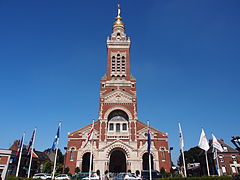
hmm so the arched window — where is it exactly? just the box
[108,110,129,132]
[112,56,116,72]
[109,123,114,131]
[116,123,120,132]
[122,56,126,72]
[108,110,129,121]
[122,123,127,130]
[161,151,166,160]
[70,148,75,161]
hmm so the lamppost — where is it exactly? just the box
[169,147,174,177]
[63,147,67,173]
[169,147,173,167]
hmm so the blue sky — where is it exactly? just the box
[0,0,240,164]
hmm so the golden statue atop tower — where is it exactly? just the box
[113,4,124,28]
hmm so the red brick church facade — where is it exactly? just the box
[65,6,171,174]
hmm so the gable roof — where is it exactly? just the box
[208,139,238,153]
[68,120,100,136]
[136,120,168,137]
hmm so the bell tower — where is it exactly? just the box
[99,5,137,141]
[106,4,131,80]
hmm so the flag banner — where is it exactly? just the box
[213,149,217,159]
[178,121,184,149]
[212,134,224,152]
[87,128,94,141]
[30,149,39,159]
[198,129,209,151]
[14,136,24,162]
[83,121,94,148]
[147,126,151,153]
[16,136,23,158]
[51,122,61,152]
[27,129,36,155]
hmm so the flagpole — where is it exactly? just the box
[198,128,210,176]
[28,128,36,178]
[147,120,152,180]
[212,133,224,176]
[178,121,187,177]
[205,151,210,176]
[88,120,94,180]
[16,133,25,177]
[52,145,59,179]
[52,122,61,179]
[89,139,93,180]
[181,148,187,177]
[215,149,221,176]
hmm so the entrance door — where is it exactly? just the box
[82,152,93,172]
[142,153,154,170]
[109,149,126,173]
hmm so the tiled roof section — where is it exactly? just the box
[9,140,19,151]
[69,120,100,136]
[136,120,168,137]
[35,151,50,161]
[101,74,107,80]
[130,74,136,80]
[208,139,238,153]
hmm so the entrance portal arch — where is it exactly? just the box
[82,152,93,172]
[142,153,154,170]
[109,149,127,173]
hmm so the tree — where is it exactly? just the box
[104,170,108,175]
[75,167,80,174]
[42,161,53,174]
[96,170,100,176]
[64,167,70,174]
[178,146,203,166]
[56,163,64,174]
[160,167,166,174]
[43,148,64,164]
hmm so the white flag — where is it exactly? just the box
[198,129,209,151]
[212,134,223,152]
[87,127,94,141]
[83,121,94,148]
[178,121,184,149]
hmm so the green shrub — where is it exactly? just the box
[6,177,35,180]
[157,176,232,180]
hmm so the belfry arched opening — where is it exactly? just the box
[109,149,127,173]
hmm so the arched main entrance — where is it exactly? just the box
[142,153,154,170]
[109,149,126,173]
[82,152,93,172]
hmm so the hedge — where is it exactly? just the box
[158,176,232,180]
[6,177,35,180]
[6,175,232,180]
